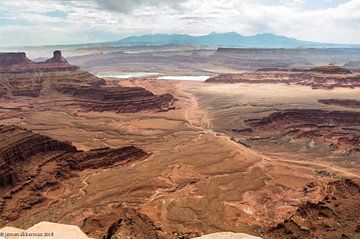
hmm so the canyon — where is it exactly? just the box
[0,125,148,222]
[0,50,359,239]
[0,51,175,112]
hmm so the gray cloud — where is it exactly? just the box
[0,0,359,46]
[58,0,186,13]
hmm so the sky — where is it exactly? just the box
[0,0,359,46]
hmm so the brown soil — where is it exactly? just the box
[0,71,359,238]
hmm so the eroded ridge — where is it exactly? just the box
[206,65,360,89]
[0,51,78,73]
[318,99,360,109]
[266,179,360,239]
[56,85,176,113]
[0,51,103,98]
[0,51,176,112]
[0,125,148,222]
[244,109,360,155]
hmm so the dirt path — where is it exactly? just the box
[274,158,360,179]
[180,82,360,180]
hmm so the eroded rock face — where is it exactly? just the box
[44,50,68,64]
[0,125,148,221]
[266,179,360,239]
[245,109,360,155]
[0,125,77,187]
[194,232,262,239]
[318,99,360,109]
[102,207,165,239]
[309,64,353,74]
[206,65,360,89]
[0,51,176,113]
[0,51,78,74]
[0,51,101,97]
[56,86,176,113]
[0,53,32,66]
[247,109,360,129]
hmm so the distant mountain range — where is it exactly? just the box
[114,32,359,48]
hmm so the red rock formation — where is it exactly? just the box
[245,109,360,154]
[0,53,32,66]
[309,64,353,74]
[0,125,148,221]
[100,207,166,239]
[0,125,77,187]
[0,51,78,73]
[56,85,176,113]
[318,99,360,109]
[44,50,68,64]
[266,179,360,239]
[247,109,360,128]
[206,65,360,89]
[0,51,176,112]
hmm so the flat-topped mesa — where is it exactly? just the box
[206,65,360,89]
[0,51,176,112]
[0,50,78,73]
[245,109,360,154]
[44,50,68,64]
[0,50,103,97]
[0,52,32,66]
[308,64,353,74]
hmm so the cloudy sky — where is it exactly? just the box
[0,0,359,46]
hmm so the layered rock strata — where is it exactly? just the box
[206,65,360,89]
[0,51,176,112]
[318,99,360,109]
[0,125,148,221]
[266,179,360,239]
[245,109,360,154]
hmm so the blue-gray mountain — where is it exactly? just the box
[115,32,359,48]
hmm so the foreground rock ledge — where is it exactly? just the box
[0,222,92,239]
[194,232,262,239]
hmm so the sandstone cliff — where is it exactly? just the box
[0,125,148,221]
[0,51,176,112]
[245,109,360,155]
[318,99,360,109]
[206,65,360,89]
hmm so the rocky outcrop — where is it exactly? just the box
[266,179,360,239]
[0,125,77,187]
[0,51,176,113]
[309,64,353,74]
[245,109,360,155]
[0,53,32,66]
[56,85,176,112]
[206,65,360,89]
[102,207,165,239]
[0,51,101,97]
[247,109,360,129]
[318,99,360,109]
[0,125,148,221]
[44,50,68,64]
[194,232,262,239]
[0,51,78,74]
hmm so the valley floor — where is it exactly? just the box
[0,79,359,238]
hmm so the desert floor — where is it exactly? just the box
[1,79,359,238]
